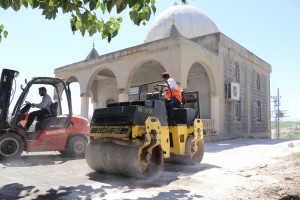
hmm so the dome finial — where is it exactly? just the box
[173,1,178,6]
[182,0,188,5]
[85,42,99,61]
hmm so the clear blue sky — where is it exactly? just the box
[1,0,299,120]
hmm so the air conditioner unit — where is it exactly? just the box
[226,82,240,101]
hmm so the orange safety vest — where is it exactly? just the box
[164,87,182,103]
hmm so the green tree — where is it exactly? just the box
[0,0,186,43]
[0,24,8,42]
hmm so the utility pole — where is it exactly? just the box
[271,88,287,139]
[275,88,280,138]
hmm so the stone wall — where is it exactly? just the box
[221,33,270,137]
[192,32,220,55]
[223,50,249,135]
[250,70,269,133]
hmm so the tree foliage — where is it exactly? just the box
[0,0,186,43]
[0,24,8,42]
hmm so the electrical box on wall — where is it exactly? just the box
[226,82,240,101]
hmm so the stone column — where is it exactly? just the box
[210,95,220,133]
[93,102,98,110]
[118,88,128,102]
[80,93,90,119]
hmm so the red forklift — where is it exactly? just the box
[0,68,90,160]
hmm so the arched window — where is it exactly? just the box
[256,73,261,90]
[257,100,262,122]
[235,100,241,121]
[235,62,240,83]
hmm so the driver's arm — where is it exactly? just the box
[33,95,51,109]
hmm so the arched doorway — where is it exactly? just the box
[89,69,117,109]
[187,63,211,119]
[129,60,165,101]
[65,76,82,116]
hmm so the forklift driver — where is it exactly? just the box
[21,87,53,131]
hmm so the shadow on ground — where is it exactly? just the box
[0,183,204,200]
[136,189,203,200]
[0,183,108,200]
[0,154,83,167]
[279,195,300,200]
[0,158,217,199]
[87,162,219,188]
[84,162,214,199]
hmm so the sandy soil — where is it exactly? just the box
[0,138,299,200]
[190,139,300,200]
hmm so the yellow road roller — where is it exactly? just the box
[85,81,204,178]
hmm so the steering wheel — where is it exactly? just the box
[20,101,33,114]
[154,83,163,91]
[154,83,172,101]
[25,101,33,107]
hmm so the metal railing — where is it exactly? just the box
[201,119,215,135]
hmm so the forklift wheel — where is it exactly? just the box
[66,135,87,157]
[0,133,24,160]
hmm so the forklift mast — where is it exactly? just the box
[0,68,19,129]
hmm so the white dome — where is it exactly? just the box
[144,4,219,43]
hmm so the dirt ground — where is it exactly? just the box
[0,138,299,200]
[199,139,300,200]
[242,154,300,200]
[223,148,300,200]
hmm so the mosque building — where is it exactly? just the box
[54,3,272,141]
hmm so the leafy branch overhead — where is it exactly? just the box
[0,24,8,42]
[0,0,186,42]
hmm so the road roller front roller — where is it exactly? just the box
[86,117,164,178]
[85,81,205,178]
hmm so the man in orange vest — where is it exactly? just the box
[155,72,183,123]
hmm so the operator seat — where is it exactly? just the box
[181,90,186,106]
[36,102,58,121]
[173,91,197,124]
